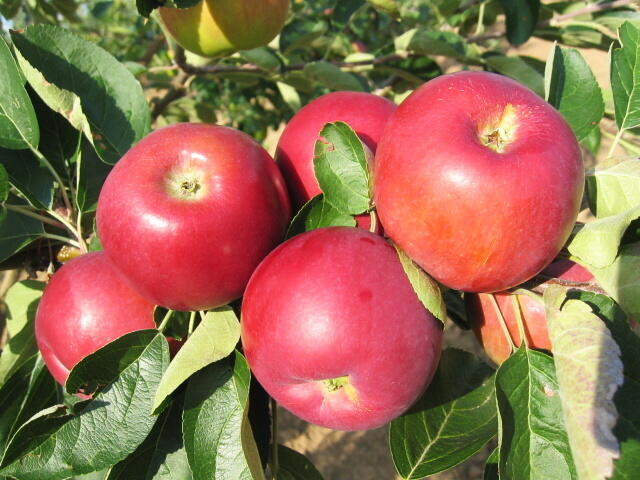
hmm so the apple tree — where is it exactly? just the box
[0,1,640,479]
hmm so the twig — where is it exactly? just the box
[517,275,609,296]
[150,70,190,120]
[3,204,67,230]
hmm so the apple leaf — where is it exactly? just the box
[183,351,265,480]
[0,164,8,203]
[484,448,499,480]
[389,349,497,479]
[611,22,640,133]
[0,280,44,388]
[0,330,168,480]
[567,205,640,268]
[76,137,112,213]
[544,288,623,480]
[496,347,577,480]
[586,158,640,218]
[314,122,372,215]
[277,445,323,480]
[367,0,399,17]
[0,355,57,456]
[394,245,446,324]
[563,291,640,477]
[0,35,39,150]
[589,242,640,322]
[15,49,93,145]
[395,29,467,59]
[152,307,240,413]
[545,45,604,142]
[11,25,150,164]
[276,82,301,112]
[483,54,545,97]
[330,0,366,32]
[286,194,356,239]
[105,400,192,480]
[0,147,55,209]
[498,0,540,46]
[0,195,44,263]
[303,62,365,92]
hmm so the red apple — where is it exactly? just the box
[96,123,291,311]
[374,71,584,292]
[35,252,156,385]
[466,259,594,365]
[275,91,397,211]
[159,0,290,58]
[241,227,443,431]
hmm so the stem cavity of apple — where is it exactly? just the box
[479,103,519,154]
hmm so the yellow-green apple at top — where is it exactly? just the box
[159,0,290,58]
[374,71,584,293]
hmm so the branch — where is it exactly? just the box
[516,275,609,296]
[150,70,190,120]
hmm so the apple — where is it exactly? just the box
[466,259,594,365]
[240,227,443,431]
[374,71,584,292]
[159,0,290,58]
[35,252,156,385]
[275,91,397,211]
[96,123,291,311]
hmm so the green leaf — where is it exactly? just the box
[484,54,545,97]
[75,137,112,213]
[0,0,21,19]
[395,29,467,59]
[239,48,281,72]
[496,347,577,479]
[303,62,365,92]
[562,291,640,477]
[0,147,56,209]
[589,242,640,321]
[278,445,323,480]
[152,307,240,412]
[611,22,640,132]
[544,292,623,479]
[330,0,365,32]
[586,158,640,218]
[0,164,8,203]
[276,82,301,112]
[0,35,39,150]
[0,196,44,263]
[484,448,499,480]
[286,194,356,239]
[11,25,151,164]
[499,0,540,46]
[183,351,265,480]
[394,245,446,324]
[0,280,44,388]
[15,49,92,142]
[545,45,604,141]
[389,349,497,479]
[313,122,372,215]
[105,400,192,480]
[367,0,399,17]
[0,330,169,480]
[0,355,57,455]
[568,206,640,268]
[581,125,601,155]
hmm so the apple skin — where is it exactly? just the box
[241,227,443,431]
[35,252,156,385]
[466,259,594,365]
[96,123,291,311]
[275,91,397,211]
[374,71,584,292]
[159,0,290,58]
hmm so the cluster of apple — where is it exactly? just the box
[34,70,584,431]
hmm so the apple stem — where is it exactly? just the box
[512,295,529,348]
[486,293,517,353]
[475,1,486,36]
[188,311,196,337]
[157,309,175,332]
[369,210,377,233]
[270,398,279,480]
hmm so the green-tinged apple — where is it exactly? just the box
[159,0,290,58]
[96,123,291,311]
[466,259,594,365]
[35,252,156,385]
[374,71,584,292]
[241,227,443,431]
